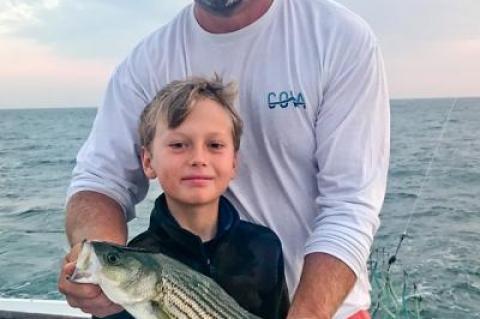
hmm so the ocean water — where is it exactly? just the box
[0,98,479,318]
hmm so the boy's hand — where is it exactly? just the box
[58,242,123,317]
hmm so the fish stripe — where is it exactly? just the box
[185,273,244,319]
[165,272,244,319]
[158,255,251,318]
[171,275,218,318]
[165,275,205,318]
[174,270,241,319]
[189,268,245,318]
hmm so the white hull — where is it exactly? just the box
[0,298,89,319]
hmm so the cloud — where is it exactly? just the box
[337,0,480,98]
[386,38,480,98]
[1,0,190,59]
[0,1,192,108]
[0,35,115,108]
[0,0,57,33]
[338,0,480,47]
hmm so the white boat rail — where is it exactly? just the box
[0,298,89,319]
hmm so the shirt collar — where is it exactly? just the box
[148,193,238,247]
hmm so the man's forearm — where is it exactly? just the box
[65,191,128,246]
[288,252,356,319]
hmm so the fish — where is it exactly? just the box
[69,240,261,319]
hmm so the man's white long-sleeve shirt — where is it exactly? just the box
[68,0,390,317]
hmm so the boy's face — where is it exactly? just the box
[142,98,237,209]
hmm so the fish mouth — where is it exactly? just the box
[69,240,100,284]
[69,268,91,282]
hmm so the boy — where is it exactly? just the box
[101,76,289,319]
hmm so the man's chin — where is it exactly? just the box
[195,0,244,17]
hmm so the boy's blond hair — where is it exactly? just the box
[139,75,243,152]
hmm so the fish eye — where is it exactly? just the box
[106,252,120,265]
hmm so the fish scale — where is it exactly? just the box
[159,262,253,318]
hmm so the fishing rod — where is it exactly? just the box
[371,97,459,318]
[387,97,458,270]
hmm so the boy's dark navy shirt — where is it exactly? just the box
[99,194,289,319]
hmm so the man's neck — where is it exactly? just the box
[194,0,273,34]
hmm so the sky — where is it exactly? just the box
[0,0,479,108]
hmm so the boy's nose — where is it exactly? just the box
[190,147,207,167]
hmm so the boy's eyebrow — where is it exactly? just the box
[205,130,231,135]
[161,132,233,143]
[165,128,231,136]
[162,131,188,139]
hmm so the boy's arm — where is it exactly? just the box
[260,235,289,319]
[275,250,290,319]
[58,191,127,317]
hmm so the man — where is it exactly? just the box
[58,0,390,318]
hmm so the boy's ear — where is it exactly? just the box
[231,152,238,180]
[141,147,157,179]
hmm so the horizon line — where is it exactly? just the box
[0,95,479,111]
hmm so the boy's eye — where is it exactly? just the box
[209,142,225,150]
[169,142,187,149]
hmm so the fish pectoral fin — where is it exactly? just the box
[124,301,165,319]
[149,300,170,319]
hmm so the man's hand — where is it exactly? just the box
[287,252,357,319]
[59,191,128,317]
[58,242,123,317]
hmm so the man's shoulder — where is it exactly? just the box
[292,0,376,42]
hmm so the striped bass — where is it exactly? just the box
[69,240,261,319]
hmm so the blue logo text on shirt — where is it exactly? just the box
[268,91,306,109]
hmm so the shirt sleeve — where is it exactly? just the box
[66,57,152,221]
[304,26,390,278]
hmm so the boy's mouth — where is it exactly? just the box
[182,175,213,180]
[181,175,214,186]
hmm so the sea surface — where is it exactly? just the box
[0,98,479,318]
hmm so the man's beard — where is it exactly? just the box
[195,0,244,16]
